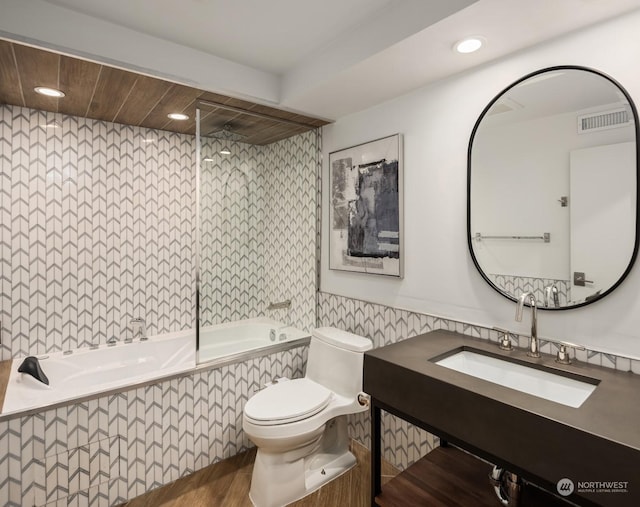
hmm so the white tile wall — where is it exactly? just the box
[0,104,319,505]
[200,139,262,326]
[0,105,194,359]
[0,346,308,506]
[199,131,317,332]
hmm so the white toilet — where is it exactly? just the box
[242,326,373,507]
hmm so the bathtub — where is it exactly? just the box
[2,329,195,416]
[198,317,310,364]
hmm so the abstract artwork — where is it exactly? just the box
[329,134,403,277]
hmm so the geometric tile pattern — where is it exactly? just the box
[0,345,308,506]
[261,132,317,332]
[0,103,317,505]
[199,131,317,332]
[317,292,439,472]
[43,434,120,502]
[317,291,640,471]
[199,138,262,327]
[0,105,194,359]
[487,273,570,307]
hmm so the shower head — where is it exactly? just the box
[206,123,247,142]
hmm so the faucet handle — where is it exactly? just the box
[549,338,586,350]
[556,345,572,365]
[550,339,585,365]
[130,317,147,340]
[555,339,585,351]
[493,327,514,351]
[543,284,560,308]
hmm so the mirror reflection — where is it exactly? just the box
[469,67,638,309]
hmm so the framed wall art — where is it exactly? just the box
[329,134,403,277]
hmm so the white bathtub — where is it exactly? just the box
[198,317,310,364]
[2,329,195,416]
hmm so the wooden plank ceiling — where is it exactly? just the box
[0,40,329,145]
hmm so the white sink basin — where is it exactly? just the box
[435,350,597,408]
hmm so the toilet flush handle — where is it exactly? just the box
[357,392,370,407]
[264,377,290,388]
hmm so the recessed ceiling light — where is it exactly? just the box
[454,37,484,54]
[34,86,65,98]
[203,157,215,162]
[219,147,231,155]
[167,113,189,121]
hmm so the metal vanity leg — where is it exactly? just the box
[371,400,381,506]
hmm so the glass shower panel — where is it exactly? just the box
[196,101,318,365]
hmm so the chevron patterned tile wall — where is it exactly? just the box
[317,292,440,471]
[199,132,317,332]
[0,103,317,505]
[0,105,194,360]
[0,345,308,506]
[262,132,318,332]
[200,138,262,326]
[316,291,639,471]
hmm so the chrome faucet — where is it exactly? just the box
[131,318,147,341]
[515,292,540,358]
[544,284,560,308]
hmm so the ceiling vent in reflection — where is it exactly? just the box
[487,97,523,116]
[578,107,632,134]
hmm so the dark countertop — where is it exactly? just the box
[364,330,640,507]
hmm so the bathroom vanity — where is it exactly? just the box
[364,330,640,507]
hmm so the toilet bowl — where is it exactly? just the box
[242,327,372,507]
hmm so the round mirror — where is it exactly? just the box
[468,66,639,309]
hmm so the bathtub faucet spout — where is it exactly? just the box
[131,318,147,341]
[267,300,291,311]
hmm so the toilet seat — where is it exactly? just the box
[244,379,332,425]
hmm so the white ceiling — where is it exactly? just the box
[2,0,640,120]
[483,69,628,127]
[44,0,396,74]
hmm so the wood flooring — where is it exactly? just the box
[0,359,11,412]
[122,441,571,507]
[120,440,398,507]
[377,446,570,507]
[376,446,498,507]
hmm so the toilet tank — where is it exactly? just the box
[306,327,373,398]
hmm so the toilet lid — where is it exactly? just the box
[244,379,332,425]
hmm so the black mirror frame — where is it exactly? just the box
[467,65,640,310]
